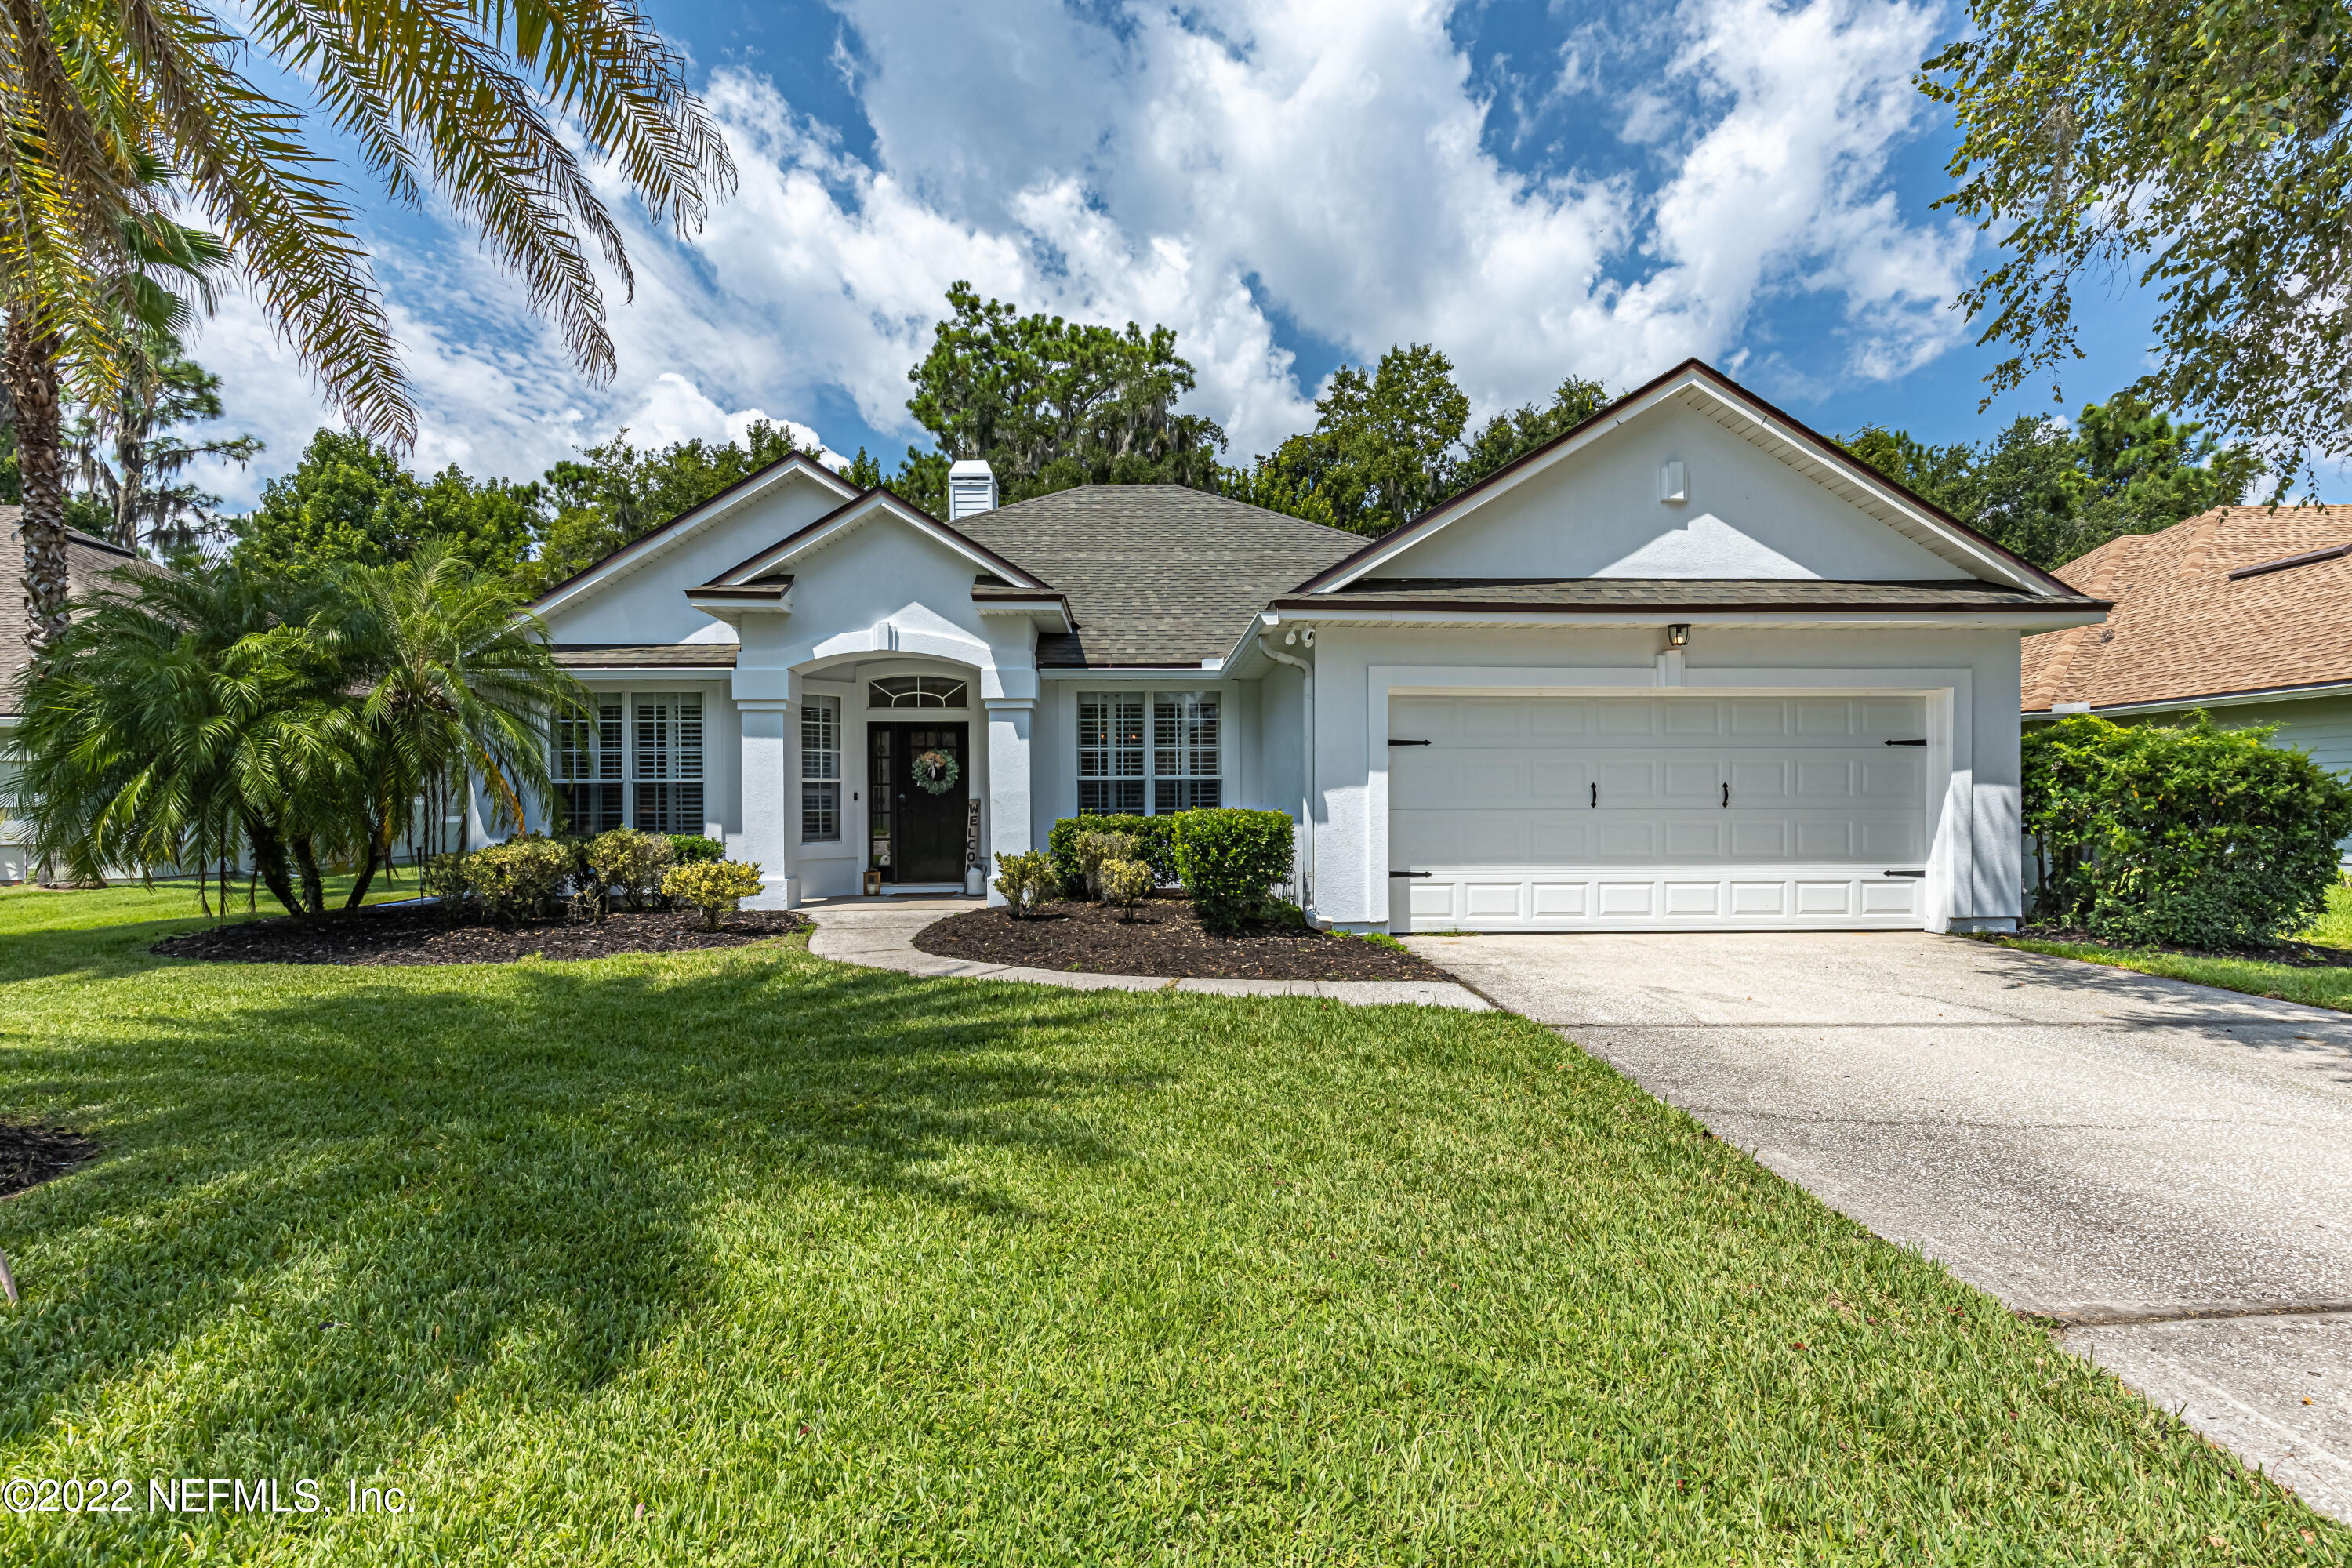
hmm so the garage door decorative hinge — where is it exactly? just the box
[1388,870,1432,878]
[1387,738,1432,746]
[1883,869,1927,878]
[1885,738,1928,746]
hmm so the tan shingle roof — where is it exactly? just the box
[2022,506,2352,710]
[2,507,143,719]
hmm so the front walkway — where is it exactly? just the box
[1404,927,2352,1521]
[804,899,1490,1009]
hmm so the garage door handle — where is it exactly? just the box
[1883,869,1926,878]
[1389,870,1431,878]
[1589,782,1597,808]
[1885,738,1927,746]
[1388,738,1432,746]
[1721,782,1729,808]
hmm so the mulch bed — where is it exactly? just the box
[151,904,811,967]
[2013,926,2352,969]
[1,1123,99,1199]
[913,895,1454,981]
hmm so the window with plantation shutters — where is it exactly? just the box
[1077,693,1145,814]
[631,692,704,833]
[554,696,624,833]
[1076,691,1221,815]
[1152,693,1221,812]
[801,695,840,841]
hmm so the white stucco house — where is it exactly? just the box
[517,360,2107,933]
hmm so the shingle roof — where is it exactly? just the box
[949,485,1363,666]
[1,508,143,719]
[551,642,739,669]
[1278,577,2100,612]
[2022,506,2352,711]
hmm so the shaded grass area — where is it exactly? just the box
[0,891,2342,1563]
[1997,883,2352,1013]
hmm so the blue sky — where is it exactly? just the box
[189,0,2205,507]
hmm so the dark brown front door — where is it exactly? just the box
[869,722,967,882]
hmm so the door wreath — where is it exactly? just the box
[911,750,960,794]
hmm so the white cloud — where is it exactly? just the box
[190,0,1973,505]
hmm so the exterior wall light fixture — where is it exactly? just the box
[1667,624,1690,648]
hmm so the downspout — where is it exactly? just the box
[1256,632,1315,915]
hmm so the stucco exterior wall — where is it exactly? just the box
[537,467,852,647]
[1383,402,1972,583]
[1303,621,2027,931]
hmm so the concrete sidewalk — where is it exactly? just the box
[1405,928,2352,1520]
[804,899,1491,1009]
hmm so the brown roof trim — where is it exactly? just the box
[702,486,1053,591]
[684,583,786,600]
[524,452,856,612]
[2025,673,2352,713]
[1266,593,2109,615]
[1289,358,2082,598]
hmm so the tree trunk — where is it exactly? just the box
[243,819,305,919]
[4,313,70,654]
[344,813,387,910]
[290,836,326,916]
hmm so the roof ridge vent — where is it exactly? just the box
[2226,542,2352,581]
[948,459,998,521]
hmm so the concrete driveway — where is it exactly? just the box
[1403,929,2352,1520]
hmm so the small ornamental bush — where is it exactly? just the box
[1098,857,1153,920]
[1171,808,1296,933]
[468,836,573,927]
[662,859,765,931]
[1072,830,1140,898]
[1047,814,1177,894]
[2024,713,2352,949]
[422,851,472,921]
[586,828,674,912]
[667,833,724,865]
[993,850,1057,918]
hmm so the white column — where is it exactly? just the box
[984,698,1035,906]
[739,699,798,909]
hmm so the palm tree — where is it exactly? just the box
[10,562,351,912]
[2,0,734,648]
[328,545,583,907]
[13,548,580,914]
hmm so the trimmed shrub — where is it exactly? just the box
[668,833,724,865]
[1171,808,1296,933]
[662,859,765,931]
[2024,713,2352,949]
[468,836,572,927]
[993,850,1057,918]
[1098,857,1153,920]
[422,851,472,921]
[586,828,673,912]
[1047,814,1177,894]
[1072,830,1140,898]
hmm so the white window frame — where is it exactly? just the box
[553,688,707,836]
[801,695,841,843]
[1076,688,1222,815]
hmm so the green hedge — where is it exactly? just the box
[1172,808,1296,933]
[1047,814,1178,894]
[2024,713,2352,949]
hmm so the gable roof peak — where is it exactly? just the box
[1292,357,2078,598]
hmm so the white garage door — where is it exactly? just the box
[1388,694,1932,932]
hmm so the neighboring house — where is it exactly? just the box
[2021,505,2352,859]
[520,359,2104,933]
[0,506,142,884]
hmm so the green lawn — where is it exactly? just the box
[1995,881,2352,1012]
[0,891,2339,1564]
